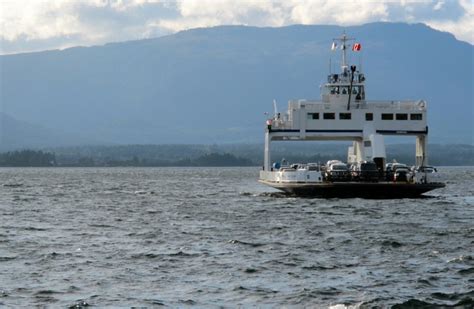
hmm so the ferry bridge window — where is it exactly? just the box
[396,113,408,120]
[410,113,423,120]
[307,113,319,120]
[365,113,373,121]
[341,87,348,94]
[382,113,394,120]
[323,113,336,120]
[339,113,351,120]
[330,86,339,94]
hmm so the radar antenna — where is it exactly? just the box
[332,32,354,70]
[347,65,356,110]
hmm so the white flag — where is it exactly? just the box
[331,42,337,51]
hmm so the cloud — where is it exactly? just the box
[0,0,472,54]
[154,0,390,32]
[1,1,81,41]
[156,0,472,43]
[433,0,445,11]
[287,0,389,25]
[0,0,177,53]
[154,0,283,32]
[425,0,473,44]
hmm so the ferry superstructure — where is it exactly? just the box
[259,33,445,198]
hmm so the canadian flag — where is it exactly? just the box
[352,43,361,51]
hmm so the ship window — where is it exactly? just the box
[307,113,319,120]
[382,113,394,120]
[339,113,351,120]
[365,113,373,121]
[411,113,423,120]
[323,113,335,120]
[364,141,372,147]
[396,113,408,120]
[354,86,362,100]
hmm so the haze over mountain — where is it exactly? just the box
[0,113,101,151]
[1,22,473,148]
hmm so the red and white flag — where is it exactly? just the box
[352,43,361,51]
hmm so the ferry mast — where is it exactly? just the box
[333,32,354,70]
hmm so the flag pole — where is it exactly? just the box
[333,32,354,71]
[342,33,347,68]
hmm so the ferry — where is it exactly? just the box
[259,33,445,198]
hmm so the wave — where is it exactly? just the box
[3,183,23,187]
[228,239,266,247]
[391,291,474,308]
[131,251,200,259]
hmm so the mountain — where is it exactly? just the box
[0,112,101,151]
[1,22,473,147]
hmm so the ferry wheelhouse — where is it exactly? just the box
[259,33,445,198]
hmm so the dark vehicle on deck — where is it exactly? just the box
[390,164,411,182]
[325,161,351,182]
[351,161,379,182]
[386,163,407,181]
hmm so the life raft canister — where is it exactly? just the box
[266,119,272,131]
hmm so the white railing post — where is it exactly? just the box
[264,131,271,171]
[416,135,427,166]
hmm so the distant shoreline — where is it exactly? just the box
[1,144,473,167]
[2,165,473,169]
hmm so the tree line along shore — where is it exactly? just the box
[0,144,473,167]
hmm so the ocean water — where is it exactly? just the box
[0,166,473,308]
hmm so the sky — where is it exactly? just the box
[0,0,472,54]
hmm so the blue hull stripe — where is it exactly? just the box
[270,129,363,133]
[376,130,428,134]
[269,129,427,134]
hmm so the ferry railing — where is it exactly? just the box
[289,100,426,111]
[365,100,426,111]
[270,118,292,129]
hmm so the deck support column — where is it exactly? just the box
[354,140,365,162]
[416,135,427,166]
[264,131,271,171]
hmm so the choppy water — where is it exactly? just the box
[0,167,473,308]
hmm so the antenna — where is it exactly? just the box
[333,32,354,70]
[347,65,356,110]
[273,99,278,118]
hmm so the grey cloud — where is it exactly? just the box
[386,1,465,21]
[0,0,471,55]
